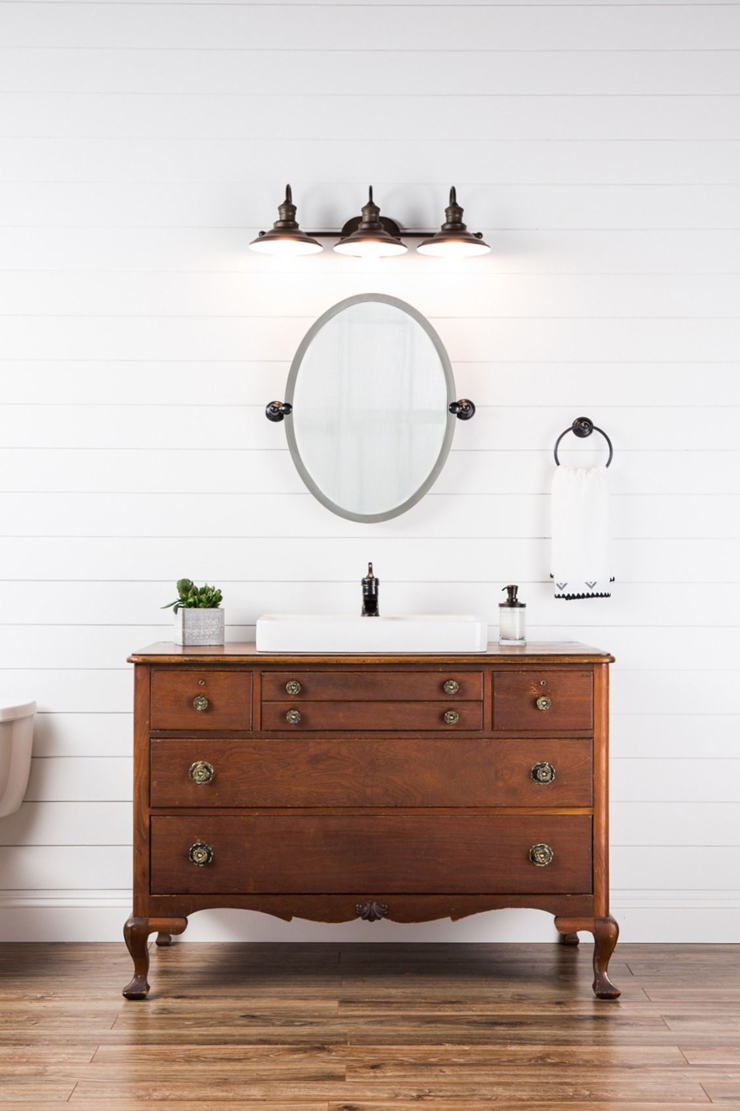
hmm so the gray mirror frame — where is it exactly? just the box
[284,293,457,523]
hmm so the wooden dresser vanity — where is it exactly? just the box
[124,641,619,1000]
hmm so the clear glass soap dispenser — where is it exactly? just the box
[499,584,526,645]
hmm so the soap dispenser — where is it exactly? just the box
[499,584,526,645]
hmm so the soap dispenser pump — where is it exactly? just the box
[499,584,526,645]
[361,562,379,617]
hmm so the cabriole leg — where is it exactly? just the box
[123,916,187,999]
[554,914,621,999]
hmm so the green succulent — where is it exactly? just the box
[162,578,223,613]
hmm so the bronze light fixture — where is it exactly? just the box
[417,187,491,258]
[333,187,408,258]
[249,184,323,256]
[250,186,489,260]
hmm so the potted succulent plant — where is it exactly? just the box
[163,578,225,646]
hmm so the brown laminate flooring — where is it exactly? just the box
[0,941,738,1108]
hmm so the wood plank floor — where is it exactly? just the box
[0,941,739,1108]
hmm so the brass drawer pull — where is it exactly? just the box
[443,709,460,725]
[531,761,556,786]
[286,709,302,725]
[529,843,554,867]
[535,696,552,711]
[192,695,209,712]
[189,841,214,867]
[443,679,460,695]
[189,760,215,785]
[285,680,302,696]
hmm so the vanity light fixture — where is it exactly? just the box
[248,184,323,256]
[333,186,408,258]
[249,185,489,260]
[417,187,491,258]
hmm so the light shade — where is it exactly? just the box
[249,185,323,256]
[417,187,490,258]
[334,187,408,258]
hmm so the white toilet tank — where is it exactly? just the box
[0,700,36,818]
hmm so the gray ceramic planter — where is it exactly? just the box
[174,608,225,646]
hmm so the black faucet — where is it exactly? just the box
[361,562,379,617]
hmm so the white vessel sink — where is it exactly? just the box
[256,615,488,654]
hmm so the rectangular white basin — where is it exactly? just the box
[256,615,488,654]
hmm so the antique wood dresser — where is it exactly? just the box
[124,641,619,999]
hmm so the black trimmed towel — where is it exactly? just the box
[550,464,614,600]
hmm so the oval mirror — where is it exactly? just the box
[285,294,456,522]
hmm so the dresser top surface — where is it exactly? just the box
[129,641,613,665]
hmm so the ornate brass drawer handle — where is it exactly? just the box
[192,695,209,712]
[443,679,460,695]
[531,761,556,786]
[529,843,554,867]
[286,709,302,725]
[189,841,214,867]
[189,760,215,785]
[535,696,552,711]
[443,709,460,725]
[285,680,302,696]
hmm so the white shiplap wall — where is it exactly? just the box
[0,0,738,943]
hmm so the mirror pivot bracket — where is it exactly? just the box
[265,401,293,422]
[449,399,476,420]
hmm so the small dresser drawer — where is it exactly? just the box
[150,738,592,808]
[262,670,483,702]
[151,813,593,895]
[493,670,593,732]
[261,700,482,732]
[150,670,251,731]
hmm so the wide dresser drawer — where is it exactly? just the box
[493,670,593,732]
[151,670,252,731]
[150,738,592,808]
[150,814,592,895]
[262,670,483,702]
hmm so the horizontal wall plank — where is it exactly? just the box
[0,581,736,629]
[0,491,736,541]
[0,404,734,451]
[5,272,740,320]
[3,182,738,232]
[611,803,740,846]
[613,670,740,717]
[3,93,740,143]
[1,536,736,582]
[0,801,131,846]
[2,315,739,364]
[0,670,132,714]
[3,137,738,186]
[4,227,739,273]
[612,760,740,804]
[0,842,731,894]
[4,5,739,52]
[0,846,131,890]
[25,757,130,803]
[611,715,740,760]
[2,48,738,97]
[4,623,739,672]
[2,446,739,498]
[33,712,132,758]
[19,751,740,806]
[25,709,740,762]
[1,364,738,411]
[3,800,735,850]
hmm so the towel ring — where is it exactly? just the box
[553,417,613,468]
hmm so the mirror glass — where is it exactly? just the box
[285,294,455,522]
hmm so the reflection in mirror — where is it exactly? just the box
[285,295,455,522]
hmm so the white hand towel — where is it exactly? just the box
[551,465,613,600]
